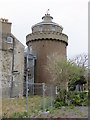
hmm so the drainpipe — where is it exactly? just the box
[10,37,15,98]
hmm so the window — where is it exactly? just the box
[75,84,83,91]
[29,45,32,54]
[40,26,43,33]
[7,37,13,43]
[52,26,55,32]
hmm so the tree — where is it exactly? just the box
[46,53,87,91]
[71,54,88,91]
[46,53,69,89]
[73,54,88,68]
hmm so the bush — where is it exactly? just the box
[54,88,68,108]
[54,90,88,108]
[67,91,88,106]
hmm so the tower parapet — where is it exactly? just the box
[26,32,68,45]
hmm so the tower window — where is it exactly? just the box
[52,26,55,32]
[7,37,13,43]
[29,45,32,54]
[40,26,43,33]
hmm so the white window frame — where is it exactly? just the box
[7,37,13,44]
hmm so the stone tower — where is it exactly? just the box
[26,13,68,85]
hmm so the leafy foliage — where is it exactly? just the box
[47,53,88,91]
[55,59,87,91]
[67,91,88,106]
[54,90,88,108]
[54,88,68,108]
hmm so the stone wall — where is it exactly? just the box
[0,20,25,98]
[1,38,24,98]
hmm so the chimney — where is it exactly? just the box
[0,18,12,33]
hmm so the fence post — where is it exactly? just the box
[43,83,45,112]
[51,85,53,109]
[26,55,29,118]
[56,86,58,95]
[26,80,29,118]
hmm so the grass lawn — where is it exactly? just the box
[2,96,88,118]
[2,96,44,118]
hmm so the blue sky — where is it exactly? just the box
[0,0,88,59]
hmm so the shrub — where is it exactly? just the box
[54,88,68,108]
[67,91,88,106]
[54,90,88,108]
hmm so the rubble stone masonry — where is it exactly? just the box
[0,19,25,98]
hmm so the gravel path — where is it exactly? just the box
[54,106,88,118]
[37,106,88,118]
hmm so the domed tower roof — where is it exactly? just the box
[26,14,68,46]
[31,13,63,33]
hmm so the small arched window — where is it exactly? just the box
[7,37,13,43]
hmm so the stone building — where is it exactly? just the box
[0,14,68,97]
[26,13,68,87]
[0,18,25,98]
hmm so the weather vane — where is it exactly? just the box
[46,9,50,14]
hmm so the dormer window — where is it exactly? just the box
[7,37,13,43]
[52,26,55,32]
